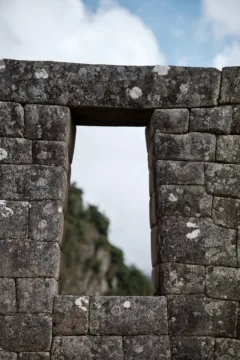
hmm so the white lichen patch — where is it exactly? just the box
[123,301,131,309]
[135,346,144,353]
[58,206,63,213]
[152,65,170,76]
[129,87,142,100]
[36,178,48,187]
[35,69,48,79]
[180,83,189,95]
[75,297,89,312]
[169,193,178,202]
[0,202,13,218]
[78,68,87,76]
[38,220,47,229]
[0,148,8,161]
[186,229,201,240]
[0,59,6,71]
[186,221,198,228]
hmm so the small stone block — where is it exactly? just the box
[169,295,238,337]
[0,278,16,314]
[206,266,240,301]
[17,278,58,313]
[0,200,29,239]
[33,141,68,169]
[217,135,240,164]
[150,109,189,135]
[171,337,215,360]
[212,197,240,228]
[53,295,89,335]
[0,351,17,360]
[90,296,168,335]
[0,138,32,164]
[0,101,24,137]
[214,338,240,360]
[19,353,49,360]
[159,263,205,295]
[123,335,171,360]
[51,336,124,360]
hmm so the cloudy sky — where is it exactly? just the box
[0,0,239,275]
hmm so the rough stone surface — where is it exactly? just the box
[206,266,240,300]
[0,101,24,137]
[205,163,240,198]
[33,141,68,170]
[53,295,89,335]
[17,278,58,313]
[217,135,240,163]
[190,106,233,134]
[0,60,220,108]
[171,337,215,360]
[169,295,238,337]
[150,109,189,135]
[159,217,237,266]
[151,226,160,267]
[19,353,50,360]
[214,338,240,359]
[232,105,240,134]
[90,296,168,335]
[0,138,32,164]
[0,278,16,314]
[212,196,240,228]
[0,314,52,351]
[156,185,212,218]
[123,336,171,360]
[51,336,124,360]
[159,263,205,295]
[153,133,216,162]
[0,351,17,360]
[0,165,67,200]
[220,67,240,105]
[0,200,29,239]
[29,201,64,242]
[0,240,60,278]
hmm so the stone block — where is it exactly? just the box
[217,135,240,163]
[190,106,233,134]
[153,133,216,162]
[0,314,52,351]
[156,185,212,218]
[29,201,64,242]
[159,217,237,267]
[123,335,171,360]
[0,351,17,360]
[151,226,160,267]
[150,109,189,135]
[152,265,160,295]
[33,141,69,170]
[232,105,240,134]
[53,295,89,335]
[169,295,238,337]
[0,279,16,314]
[17,278,58,313]
[220,67,240,105]
[206,266,240,300]
[214,338,240,359]
[213,197,240,228]
[205,163,240,198]
[159,263,205,295]
[90,296,168,335]
[149,193,157,227]
[0,138,32,164]
[171,337,215,360]
[0,200,29,239]
[0,101,24,137]
[19,353,49,360]
[51,336,124,360]
[0,240,60,278]
[0,165,67,201]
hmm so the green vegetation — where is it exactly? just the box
[62,182,152,296]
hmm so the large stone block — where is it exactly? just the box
[0,240,60,278]
[0,138,32,164]
[171,337,215,360]
[217,135,240,163]
[159,217,237,266]
[220,67,240,105]
[156,185,212,218]
[33,141,68,170]
[51,336,124,360]
[19,353,49,360]
[90,296,168,335]
[212,196,240,228]
[205,163,240,198]
[0,314,52,351]
[0,279,16,314]
[190,106,233,134]
[0,351,17,360]
[17,278,58,313]
[0,101,24,137]
[0,200,29,239]
[206,266,240,301]
[159,263,205,295]
[29,201,64,242]
[0,165,67,201]
[53,295,89,335]
[123,335,171,360]
[150,109,189,135]
[214,338,240,360]
[169,295,238,337]
[153,133,216,162]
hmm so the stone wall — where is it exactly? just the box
[0,59,240,359]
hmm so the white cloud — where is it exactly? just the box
[213,42,240,69]
[0,0,165,274]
